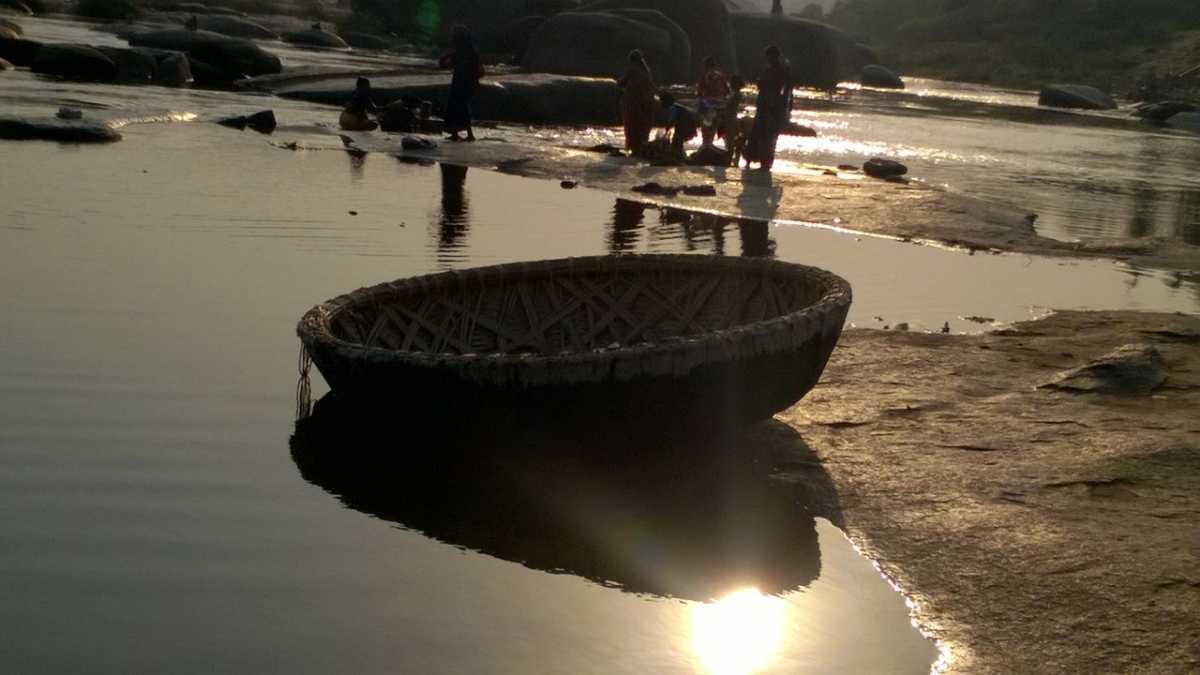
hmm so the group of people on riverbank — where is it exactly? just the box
[340,24,481,141]
[619,47,792,169]
[340,25,792,169]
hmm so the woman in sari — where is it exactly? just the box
[617,49,656,155]
[743,45,792,170]
[440,25,482,142]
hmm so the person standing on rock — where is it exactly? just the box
[697,56,730,147]
[439,25,482,142]
[618,49,656,155]
[744,45,792,170]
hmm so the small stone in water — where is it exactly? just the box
[348,210,358,216]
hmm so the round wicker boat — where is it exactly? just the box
[297,254,851,434]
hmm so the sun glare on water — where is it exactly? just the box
[691,588,789,675]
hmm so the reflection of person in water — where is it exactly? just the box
[609,199,646,253]
[339,77,378,131]
[438,164,470,250]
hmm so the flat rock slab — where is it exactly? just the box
[0,116,121,142]
[775,310,1200,673]
[1041,343,1167,394]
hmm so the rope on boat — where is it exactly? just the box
[295,343,313,421]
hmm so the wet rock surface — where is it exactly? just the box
[861,63,903,89]
[215,109,275,133]
[0,35,42,67]
[1038,83,1118,111]
[1041,344,1167,394]
[777,310,1200,673]
[863,157,907,178]
[0,115,120,141]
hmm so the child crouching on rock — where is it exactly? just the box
[339,77,378,131]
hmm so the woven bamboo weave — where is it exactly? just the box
[298,255,851,392]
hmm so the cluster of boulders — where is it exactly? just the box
[382,0,882,86]
[0,13,287,86]
[1132,99,1199,130]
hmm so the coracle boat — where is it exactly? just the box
[297,254,851,435]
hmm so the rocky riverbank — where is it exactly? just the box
[774,310,1200,673]
[329,126,1200,276]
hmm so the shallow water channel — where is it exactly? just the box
[2,13,1199,674]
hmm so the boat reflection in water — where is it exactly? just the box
[290,393,831,604]
[289,393,941,674]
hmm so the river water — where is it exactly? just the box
[1,13,1198,675]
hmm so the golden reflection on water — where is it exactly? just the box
[691,588,788,675]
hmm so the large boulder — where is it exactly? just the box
[1038,84,1117,111]
[602,8,690,79]
[0,56,12,70]
[168,2,242,15]
[127,29,281,80]
[153,51,191,86]
[494,15,547,60]
[95,46,156,82]
[30,44,117,81]
[731,13,863,89]
[0,0,33,15]
[0,18,23,36]
[861,64,903,89]
[523,11,690,83]
[195,16,277,40]
[0,36,40,67]
[1167,112,1200,132]
[342,31,398,50]
[277,73,622,126]
[580,0,737,78]
[283,28,349,49]
[0,23,19,40]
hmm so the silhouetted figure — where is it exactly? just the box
[659,92,701,158]
[184,15,198,31]
[720,74,747,160]
[744,45,792,170]
[771,0,784,16]
[440,25,482,142]
[618,49,656,155]
[437,163,470,251]
[339,77,378,131]
[697,56,730,146]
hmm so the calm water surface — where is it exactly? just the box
[2,125,944,673]
[2,14,1199,674]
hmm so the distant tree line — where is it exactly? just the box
[825,0,1200,87]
